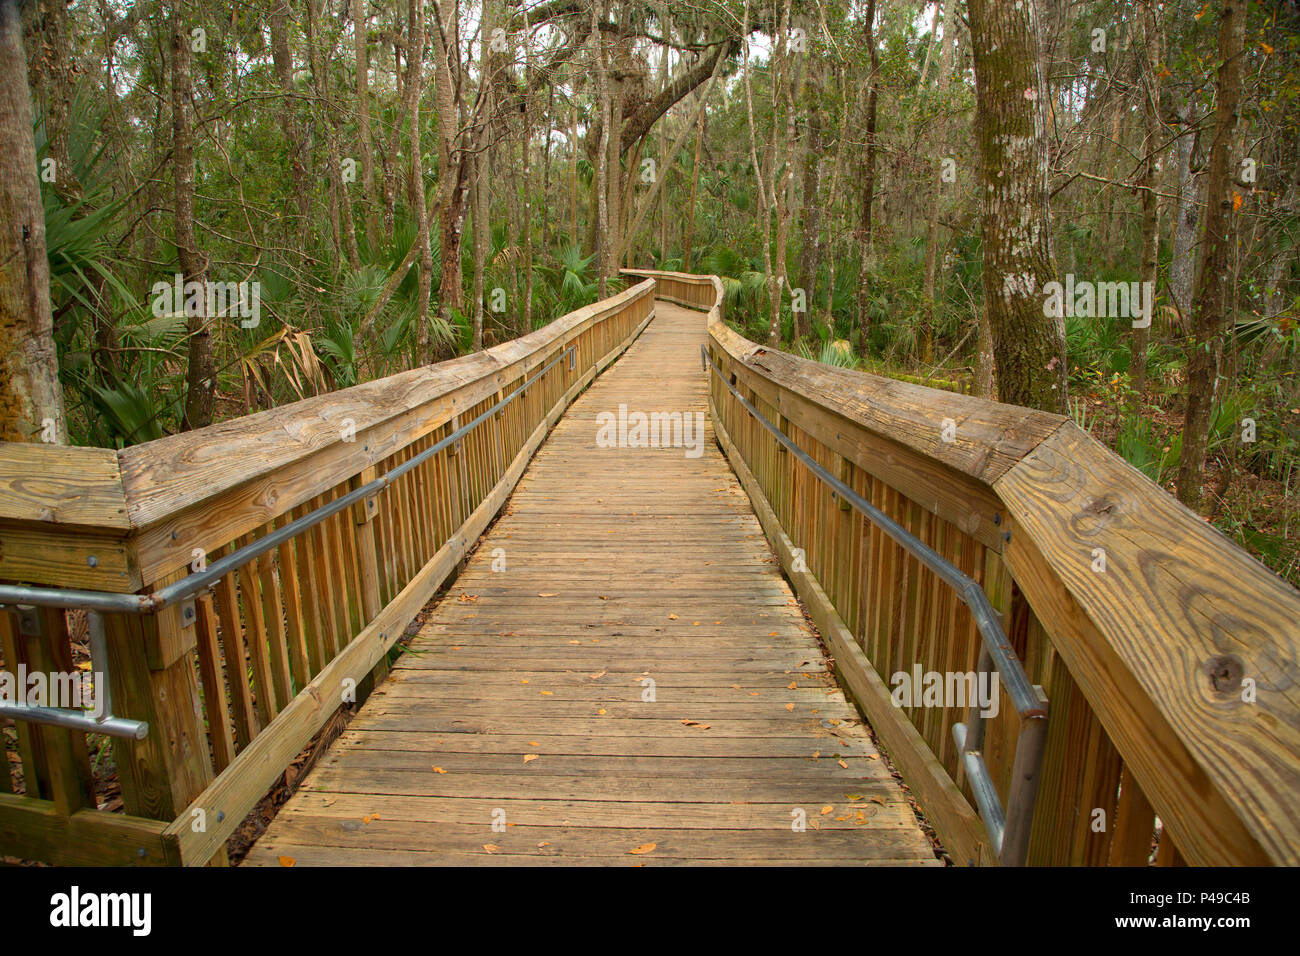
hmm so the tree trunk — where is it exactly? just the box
[1168,100,1200,324]
[271,0,310,238]
[405,0,431,362]
[593,3,610,298]
[0,0,66,443]
[171,3,215,431]
[353,0,381,248]
[919,0,956,366]
[795,61,822,346]
[1133,0,1162,403]
[968,0,1066,413]
[1176,0,1246,510]
[855,0,879,352]
[433,0,467,330]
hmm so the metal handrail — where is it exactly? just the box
[0,344,577,616]
[703,343,1049,865]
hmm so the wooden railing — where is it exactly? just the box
[0,279,655,865]
[626,267,1300,867]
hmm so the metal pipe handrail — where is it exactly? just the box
[0,344,577,616]
[704,343,1048,864]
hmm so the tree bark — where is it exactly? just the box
[171,2,215,431]
[0,0,66,443]
[919,0,955,366]
[1176,0,1246,510]
[353,0,381,248]
[855,0,879,352]
[405,0,432,362]
[968,0,1066,413]
[1133,0,1162,403]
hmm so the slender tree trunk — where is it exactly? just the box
[919,0,955,366]
[432,0,467,329]
[353,0,381,248]
[855,0,879,352]
[308,0,360,270]
[0,0,66,442]
[1176,0,1246,509]
[1133,0,1162,403]
[271,0,309,237]
[770,0,796,347]
[795,61,823,346]
[593,3,610,297]
[171,2,215,430]
[405,0,431,362]
[1168,99,1200,324]
[683,106,704,272]
[968,0,1066,412]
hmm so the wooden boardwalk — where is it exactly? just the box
[244,302,938,866]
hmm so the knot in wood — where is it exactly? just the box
[1206,654,1244,695]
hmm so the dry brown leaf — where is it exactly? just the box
[597,708,607,715]
[820,805,833,815]
[787,681,797,690]
[629,843,657,855]
[538,592,558,597]
[483,844,501,854]
[278,855,296,867]
[523,754,539,764]
[785,703,795,712]
[540,690,553,696]
[432,766,447,774]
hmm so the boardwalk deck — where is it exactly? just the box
[243,302,939,866]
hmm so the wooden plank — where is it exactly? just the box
[997,422,1300,865]
[0,523,137,591]
[0,793,177,866]
[193,593,236,773]
[0,444,132,529]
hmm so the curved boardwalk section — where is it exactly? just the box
[244,302,938,866]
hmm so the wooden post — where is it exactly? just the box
[103,569,223,864]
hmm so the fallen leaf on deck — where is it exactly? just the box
[432,766,447,773]
[483,844,501,854]
[838,760,848,769]
[538,592,558,597]
[523,754,539,764]
[820,806,833,815]
[629,843,657,855]
[278,856,296,867]
[785,703,795,712]
[680,719,711,729]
